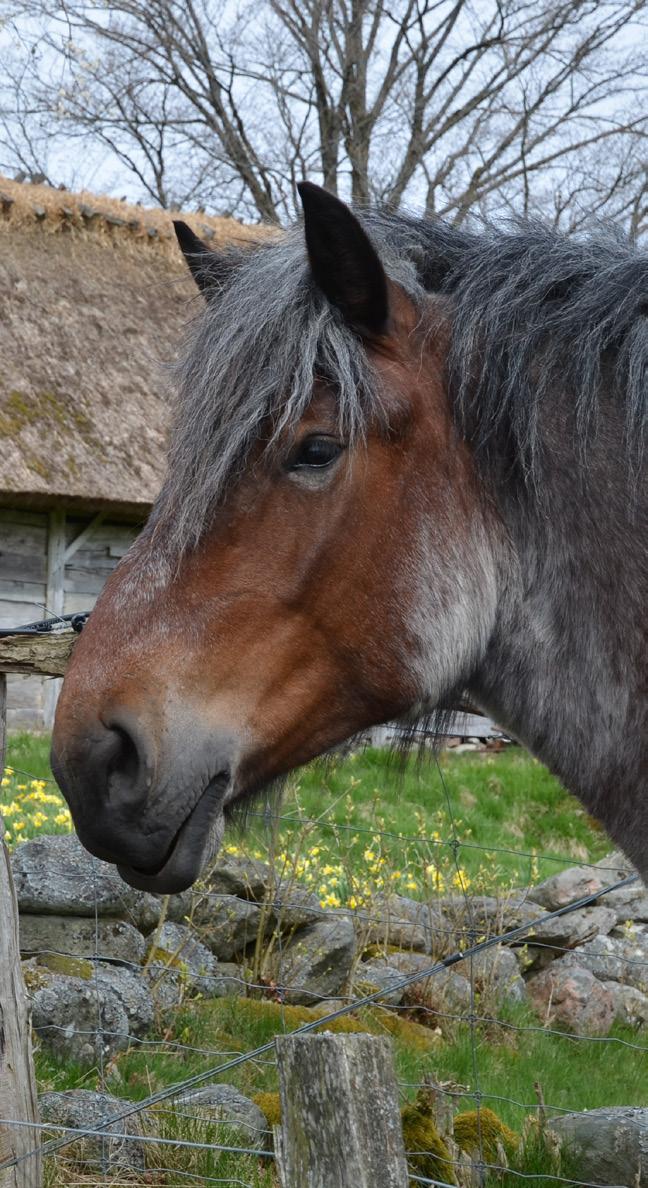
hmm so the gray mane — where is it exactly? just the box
[156,208,648,550]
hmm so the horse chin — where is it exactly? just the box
[117,787,226,895]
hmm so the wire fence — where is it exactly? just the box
[1,739,647,1188]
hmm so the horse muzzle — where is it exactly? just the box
[51,706,239,893]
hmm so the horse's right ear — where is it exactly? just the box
[173,220,231,296]
[297,182,389,335]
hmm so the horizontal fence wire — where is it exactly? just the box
[1,747,646,1187]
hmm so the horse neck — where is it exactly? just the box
[468,412,648,877]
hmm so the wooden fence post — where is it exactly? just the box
[0,674,42,1187]
[274,1033,408,1188]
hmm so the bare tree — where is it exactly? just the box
[2,0,647,229]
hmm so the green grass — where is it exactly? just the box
[3,735,611,903]
[4,734,609,887]
[36,995,648,1186]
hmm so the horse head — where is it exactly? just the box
[50,184,502,892]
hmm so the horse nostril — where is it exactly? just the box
[102,714,152,805]
[107,725,141,795]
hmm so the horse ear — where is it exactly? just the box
[173,220,231,296]
[297,182,389,335]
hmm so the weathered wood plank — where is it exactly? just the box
[0,556,47,584]
[0,511,47,529]
[63,512,105,565]
[0,674,42,1188]
[0,594,47,626]
[44,512,66,728]
[275,1033,408,1188]
[62,593,94,615]
[0,525,48,554]
[0,632,75,677]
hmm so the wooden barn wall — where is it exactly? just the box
[0,508,140,730]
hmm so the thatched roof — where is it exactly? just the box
[0,176,267,516]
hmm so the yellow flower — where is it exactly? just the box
[405,879,418,891]
[54,811,71,826]
[16,784,27,791]
[347,896,358,910]
[31,812,47,828]
[4,767,13,776]
[363,849,375,863]
[1,777,10,787]
[452,870,471,891]
[13,821,25,832]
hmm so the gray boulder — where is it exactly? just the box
[148,921,216,989]
[175,1083,269,1149]
[39,1089,146,1173]
[270,914,356,1005]
[438,894,544,946]
[590,851,648,923]
[527,866,608,911]
[270,881,323,931]
[202,853,270,901]
[143,963,185,1011]
[455,945,526,1005]
[526,956,615,1035]
[549,1107,648,1186]
[94,963,154,1036]
[29,967,131,1065]
[355,958,410,1006]
[144,958,246,1008]
[11,834,161,930]
[364,895,449,953]
[27,960,153,1065]
[165,890,194,923]
[602,981,648,1027]
[594,849,636,878]
[192,894,263,960]
[605,884,648,925]
[523,905,617,970]
[575,932,648,993]
[356,951,470,1014]
[19,915,146,966]
[149,923,247,999]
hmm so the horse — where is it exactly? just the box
[51,182,648,894]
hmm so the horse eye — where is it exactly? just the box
[288,436,343,470]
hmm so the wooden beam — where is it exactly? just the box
[0,675,42,1187]
[275,1033,408,1188]
[63,512,106,565]
[43,512,66,728]
[0,632,76,678]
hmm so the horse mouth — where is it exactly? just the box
[117,774,228,894]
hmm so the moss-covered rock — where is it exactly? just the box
[401,1100,456,1186]
[39,954,93,980]
[253,1091,282,1129]
[453,1107,519,1162]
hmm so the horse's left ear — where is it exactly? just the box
[297,182,389,335]
[173,220,234,296]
